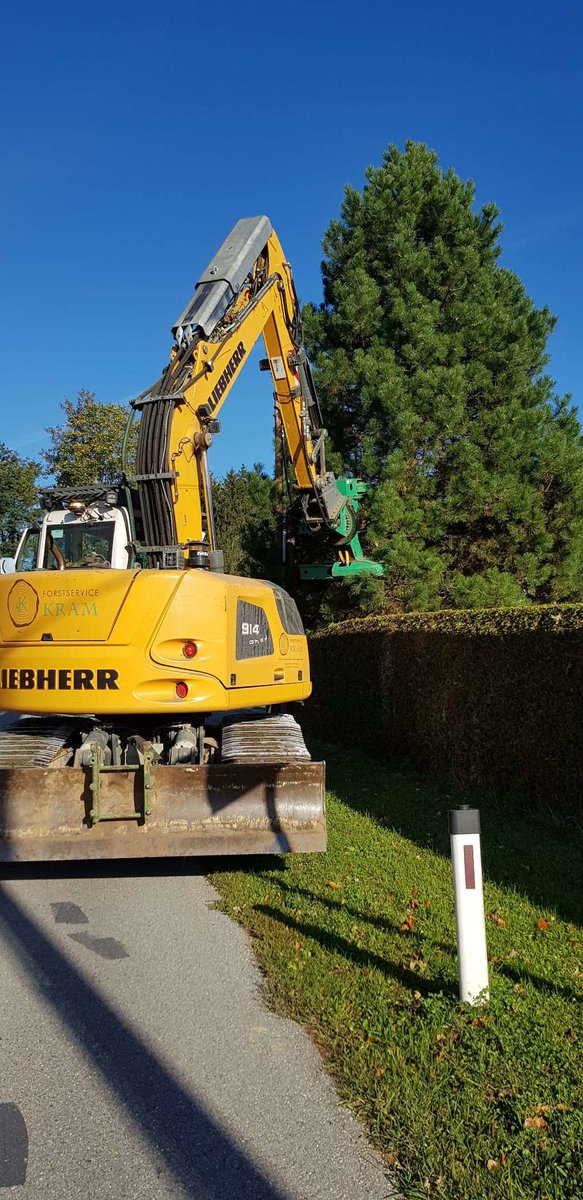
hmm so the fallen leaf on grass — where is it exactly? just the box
[487,911,506,928]
[408,957,426,973]
[524,1115,547,1130]
[537,918,550,931]
[513,984,524,994]
[327,881,341,889]
[486,1159,499,1171]
[508,949,518,958]
[374,1067,385,1078]
[401,916,416,931]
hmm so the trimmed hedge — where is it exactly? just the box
[304,604,583,813]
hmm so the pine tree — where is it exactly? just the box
[212,465,276,577]
[304,142,583,610]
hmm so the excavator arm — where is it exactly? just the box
[132,218,383,579]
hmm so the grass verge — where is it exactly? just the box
[210,744,583,1200]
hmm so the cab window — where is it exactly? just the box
[15,528,40,571]
[43,522,116,569]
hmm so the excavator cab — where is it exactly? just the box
[4,488,133,576]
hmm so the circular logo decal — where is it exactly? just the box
[8,580,39,627]
[279,633,290,656]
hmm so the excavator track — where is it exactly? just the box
[0,717,78,769]
[221,713,311,764]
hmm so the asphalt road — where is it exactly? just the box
[0,859,392,1199]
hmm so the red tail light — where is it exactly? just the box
[182,641,197,659]
[176,681,189,699]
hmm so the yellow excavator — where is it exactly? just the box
[0,218,381,861]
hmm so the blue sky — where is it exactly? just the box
[1,0,581,478]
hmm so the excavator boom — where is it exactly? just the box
[133,217,382,577]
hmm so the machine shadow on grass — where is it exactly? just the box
[254,902,456,999]
[0,885,297,1200]
[315,742,583,929]
[249,876,582,1005]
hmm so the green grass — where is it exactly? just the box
[209,745,583,1200]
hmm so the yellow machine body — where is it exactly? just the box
[0,569,311,715]
[0,567,325,861]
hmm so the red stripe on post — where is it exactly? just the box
[463,844,476,889]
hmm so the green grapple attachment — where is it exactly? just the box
[299,478,384,581]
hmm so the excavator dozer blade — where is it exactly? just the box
[0,762,326,861]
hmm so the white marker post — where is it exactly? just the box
[449,805,489,1004]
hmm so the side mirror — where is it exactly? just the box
[0,558,16,574]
